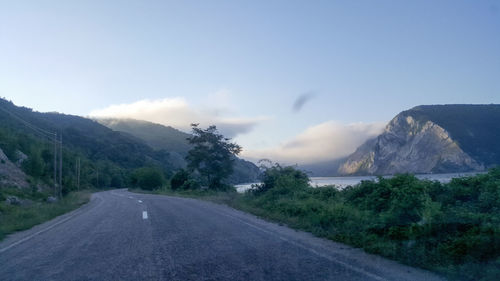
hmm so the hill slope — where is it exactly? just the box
[97,118,260,184]
[98,119,191,153]
[339,104,500,175]
[0,98,177,190]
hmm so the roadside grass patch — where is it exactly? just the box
[0,189,90,240]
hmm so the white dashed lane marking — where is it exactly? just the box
[142,211,148,219]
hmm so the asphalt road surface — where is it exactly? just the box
[0,189,445,281]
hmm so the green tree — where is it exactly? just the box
[186,124,241,189]
[254,161,310,193]
[170,169,189,190]
[22,149,45,178]
[131,167,165,190]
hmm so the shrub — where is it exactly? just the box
[170,169,190,190]
[254,163,309,193]
[130,167,165,190]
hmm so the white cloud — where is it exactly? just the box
[89,97,264,138]
[241,121,385,164]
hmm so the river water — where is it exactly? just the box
[235,172,483,193]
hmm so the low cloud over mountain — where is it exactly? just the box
[242,121,385,165]
[89,97,264,138]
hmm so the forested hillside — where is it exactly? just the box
[0,98,178,193]
[0,98,259,194]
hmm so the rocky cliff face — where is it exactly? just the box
[0,148,29,188]
[339,113,484,175]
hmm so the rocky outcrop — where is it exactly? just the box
[339,113,484,175]
[0,148,29,188]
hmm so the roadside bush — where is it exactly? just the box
[253,163,309,194]
[182,179,201,190]
[130,167,165,190]
[237,168,500,280]
[170,169,202,190]
[170,169,190,190]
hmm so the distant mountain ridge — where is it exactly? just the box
[98,119,191,154]
[339,104,500,175]
[298,158,346,177]
[96,118,260,184]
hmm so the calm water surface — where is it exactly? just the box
[235,172,483,193]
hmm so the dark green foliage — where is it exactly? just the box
[0,98,178,193]
[180,179,201,190]
[346,174,430,228]
[0,98,175,170]
[130,167,166,190]
[239,167,500,280]
[170,169,193,190]
[186,124,241,189]
[21,149,45,178]
[253,162,309,193]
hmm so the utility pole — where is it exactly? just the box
[75,158,78,191]
[59,133,63,198]
[76,158,80,191]
[53,133,57,197]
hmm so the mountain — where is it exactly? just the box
[298,158,346,177]
[0,98,184,190]
[96,118,260,184]
[98,119,191,153]
[339,104,500,175]
[97,118,190,170]
[0,99,259,191]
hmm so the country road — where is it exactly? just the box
[0,189,445,281]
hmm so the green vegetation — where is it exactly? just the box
[130,167,166,190]
[0,98,174,191]
[0,98,170,238]
[253,161,309,193]
[170,169,200,190]
[143,166,500,281]
[0,188,90,240]
[0,124,122,193]
[244,168,500,280]
[185,124,242,190]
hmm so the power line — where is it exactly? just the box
[0,105,56,139]
[0,103,62,196]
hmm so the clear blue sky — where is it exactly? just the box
[1,0,499,163]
